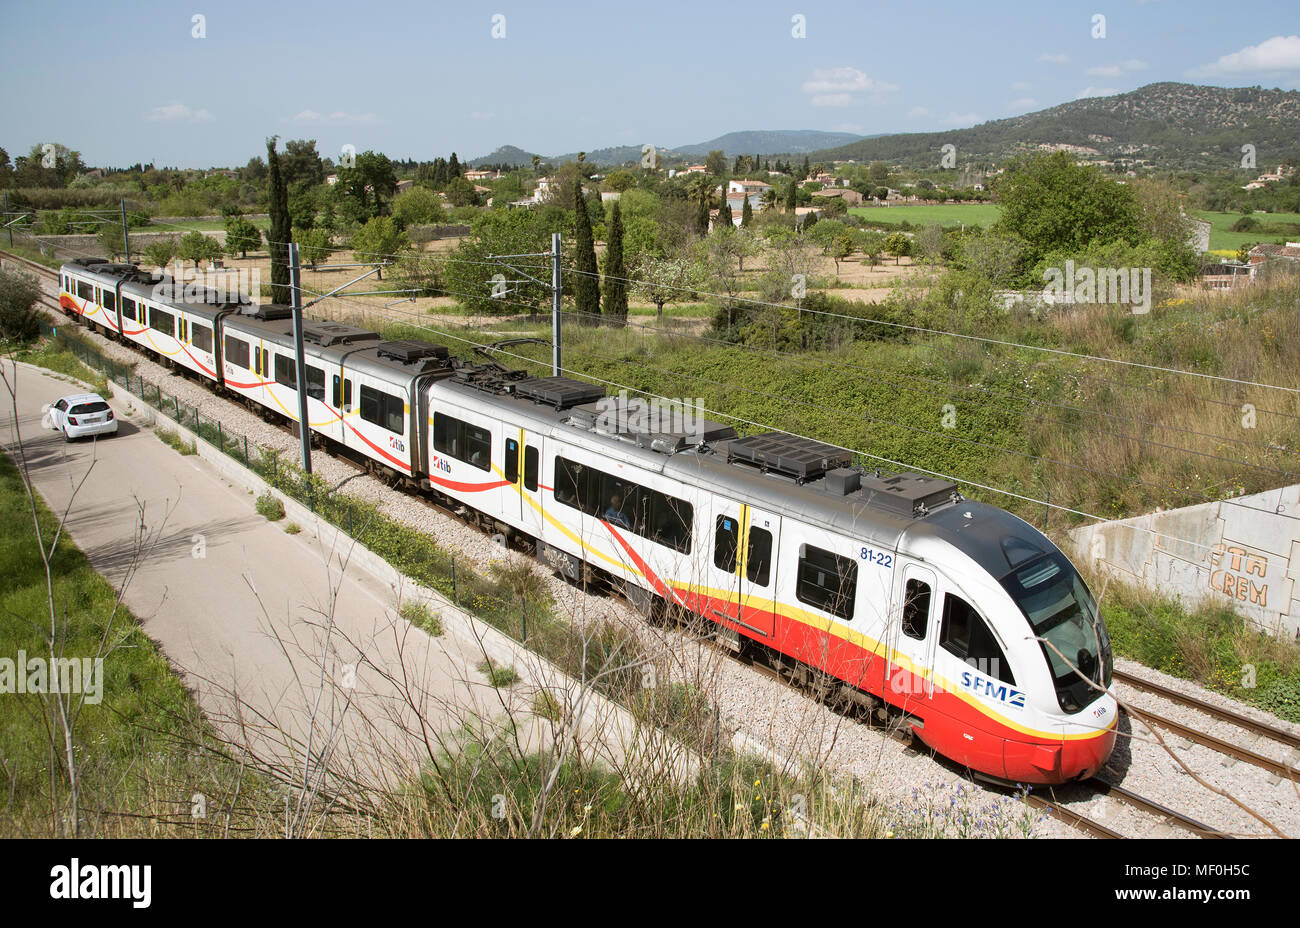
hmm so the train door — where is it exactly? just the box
[518,432,544,541]
[886,562,938,708]
[705,498,778,639]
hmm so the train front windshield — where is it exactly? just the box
[1000,552,1112,714]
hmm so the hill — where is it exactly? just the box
[808,83,1300,170]
[675,129,866,157]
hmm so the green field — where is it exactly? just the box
[847,203,1001,229]
[1192,210,1300,253]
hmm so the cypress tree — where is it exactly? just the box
[696,194,711,236]
[448,152,461,178]
[603,201,627,326]
[741,195,753,228]
[718,195,733,229]
[785,179,797,213]
[573,179,601,323]
[801,155,811,179]
[267,136,292,304]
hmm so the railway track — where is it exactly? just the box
[10,247,1291,840]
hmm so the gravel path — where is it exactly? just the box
[50,284,1299,839]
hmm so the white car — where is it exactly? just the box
[48,393,118,441]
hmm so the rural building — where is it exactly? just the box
[1198,260,1254,290]
[464,168,498,182]
[810,188,864,206]
[727,178,772,195]
[1247,243,1300,271]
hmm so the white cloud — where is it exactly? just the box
[1086,65,1122,77]
[1010,81,1032,91]
[801,67,898,105]
[1192,35,1300,75]
[1039,53,1069,64]
[290,109,378,125]
[1008,97,1038,109]
[144,103,214,123]
[1076,86,1119,99]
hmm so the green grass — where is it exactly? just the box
[1191,210,1300,252]
[399,600,443,636]
[477,660,521,688]
[13,335,111,397]
[255,491,285,521]
[155,427,197,455]
[848,203,1001,229]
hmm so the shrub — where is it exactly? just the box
[0,268,43,342]
[478,660,520,688]
[255,491,285,521]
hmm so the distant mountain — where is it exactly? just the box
[807,83,1300,170]
[468,145,547,168]
[471,129,870,169]
[676,129,866,157]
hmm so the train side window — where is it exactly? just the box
[343,378,352,409]
[120,297,137,321]
[332,375,341,408]
[746,527,772,587]
[149,306,174,337]
[504,438,519,484]
[305,365,325,401]
[796,544,858,621]
[902,579,931,640]
[360,385,404,436]
[102,290,116,313]
[274,353,297,389]
[77,280,93,302]
[940,595,1015,685]
[714,515,738,572]
[647,493,692,554]
[523,446,538,492]
[553,457,584,511]
[225,335,250,369]
[597,473,637,529]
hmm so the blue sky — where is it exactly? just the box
[2,0,1298,169]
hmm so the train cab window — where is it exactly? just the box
[274,353,297,390]
[149,306,174,336]
[225,335,250,370]
[504,438,519,483]
[796,544,858,621]
[77,280,94,302]
[940,595,1015,685]
[746,527,772,587]
[191,323,212,353]
[902,579,931,640]
[714,516,739,572]
[361,385,405,436]
[305,365,325,401]
[523,446,538,492]
[102,290,116,313]
[120,297,137,322]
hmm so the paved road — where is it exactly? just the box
[0,361,546,797]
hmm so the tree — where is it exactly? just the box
[97,225,127,261]
[830,231,855,274]
[224,216,261,259]
[605,170,637,192]
[336,151,398,219]
[717,196,733,229]
[914,224,948,264]
[884,232,911,265]
[281,139,325,189]
[177,230,223,268]
[443,176,479,207]
[869,161,889,182]
[267,137,292,303]
[445,209,551,317]
[294,227,333,271]
[741,195,753,228]
[958,230,1025,285]
[573,179,601,322]
[633,253,698,318]
[141,240,176,271]
[350,216,409,279]
[994,151,1141,263]
[705,149,727,176]
[785,180,797,213]
[859,230,886,269]
[0,268,42,341]
[390,187,447,229]
[603,201,628,326]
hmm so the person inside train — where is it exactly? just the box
[604,493,633,529]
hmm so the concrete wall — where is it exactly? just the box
[1069,485,1300,639]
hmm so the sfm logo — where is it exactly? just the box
[960,667,1026,709]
